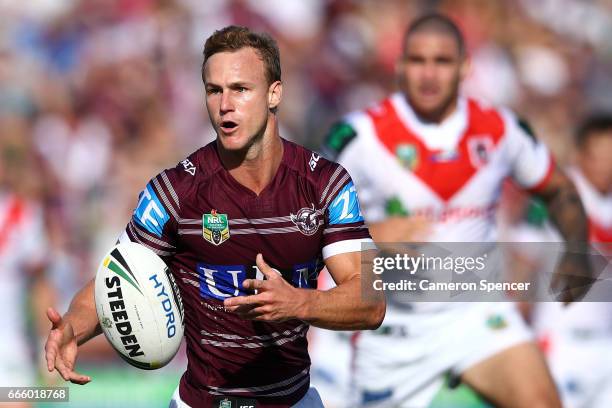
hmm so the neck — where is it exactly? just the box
[218,116,284,195]
[409,95,459,124]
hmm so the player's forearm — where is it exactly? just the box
[63,279,102,346]
[296,276,385,330]
[539,175,589,246]
[368,216,429,243]
[368,219,403,242]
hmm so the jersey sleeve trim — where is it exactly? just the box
[323,225,368,234]
[322,238,374,260]
[526,156,556,194]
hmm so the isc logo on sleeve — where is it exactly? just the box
[328,181,364,224]
[134,184,170,238]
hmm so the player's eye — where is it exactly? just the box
[435,57,455,65]
[206,88,221,95]
[236,87,247,93]
[406,56,425,65]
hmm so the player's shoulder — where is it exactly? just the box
[284,139,349,189]
[465,97,509,133]
[145,142,220,213]
[160,141,220,189]
[466,97,536,141]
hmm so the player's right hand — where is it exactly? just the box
[44,307,91,385]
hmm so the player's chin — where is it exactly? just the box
[414,94,444,112]
[217,133,248,151]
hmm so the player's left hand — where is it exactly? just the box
[223,254,305,322]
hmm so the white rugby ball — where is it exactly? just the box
[94,242,184,369]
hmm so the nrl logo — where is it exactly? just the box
[203,209,230,246]
[218,399,232,408]
[290,204,323,236]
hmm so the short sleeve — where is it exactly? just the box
[318,164,373,260]
[120,170,179,260]
[504,112,555,192]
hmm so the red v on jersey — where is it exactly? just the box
[367,98,505,201]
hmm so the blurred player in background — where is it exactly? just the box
[324,13,591,408]
[0,126,55,408]
[530,115,612,408]
[44,26,385,408]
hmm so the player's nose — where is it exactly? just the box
[220,91,234,114]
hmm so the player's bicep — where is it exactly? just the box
[324,251,361,285]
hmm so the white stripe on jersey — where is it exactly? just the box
[160,171,181,210]
[319,165,344,204]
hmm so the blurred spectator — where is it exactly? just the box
[0,116,55,404]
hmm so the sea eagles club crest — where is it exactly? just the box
[203,210,230,245]
[291,204,323,236]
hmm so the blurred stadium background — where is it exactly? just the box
[1,0,610,407]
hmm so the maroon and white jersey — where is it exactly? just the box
[120,139,371,407]
[326,93,554,242]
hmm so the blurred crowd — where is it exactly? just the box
[1,0,611,392]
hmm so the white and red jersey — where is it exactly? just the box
[327,93,554,242]
[567,167,612,244]
[0,191,48,385]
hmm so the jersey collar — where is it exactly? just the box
[390,92,468,151]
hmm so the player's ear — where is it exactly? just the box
[268,80,282,112]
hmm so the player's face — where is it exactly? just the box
[397,31,467,122]
[204,47,281,151]
[578,132,612,194]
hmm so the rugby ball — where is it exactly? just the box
[94,242,184,369]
